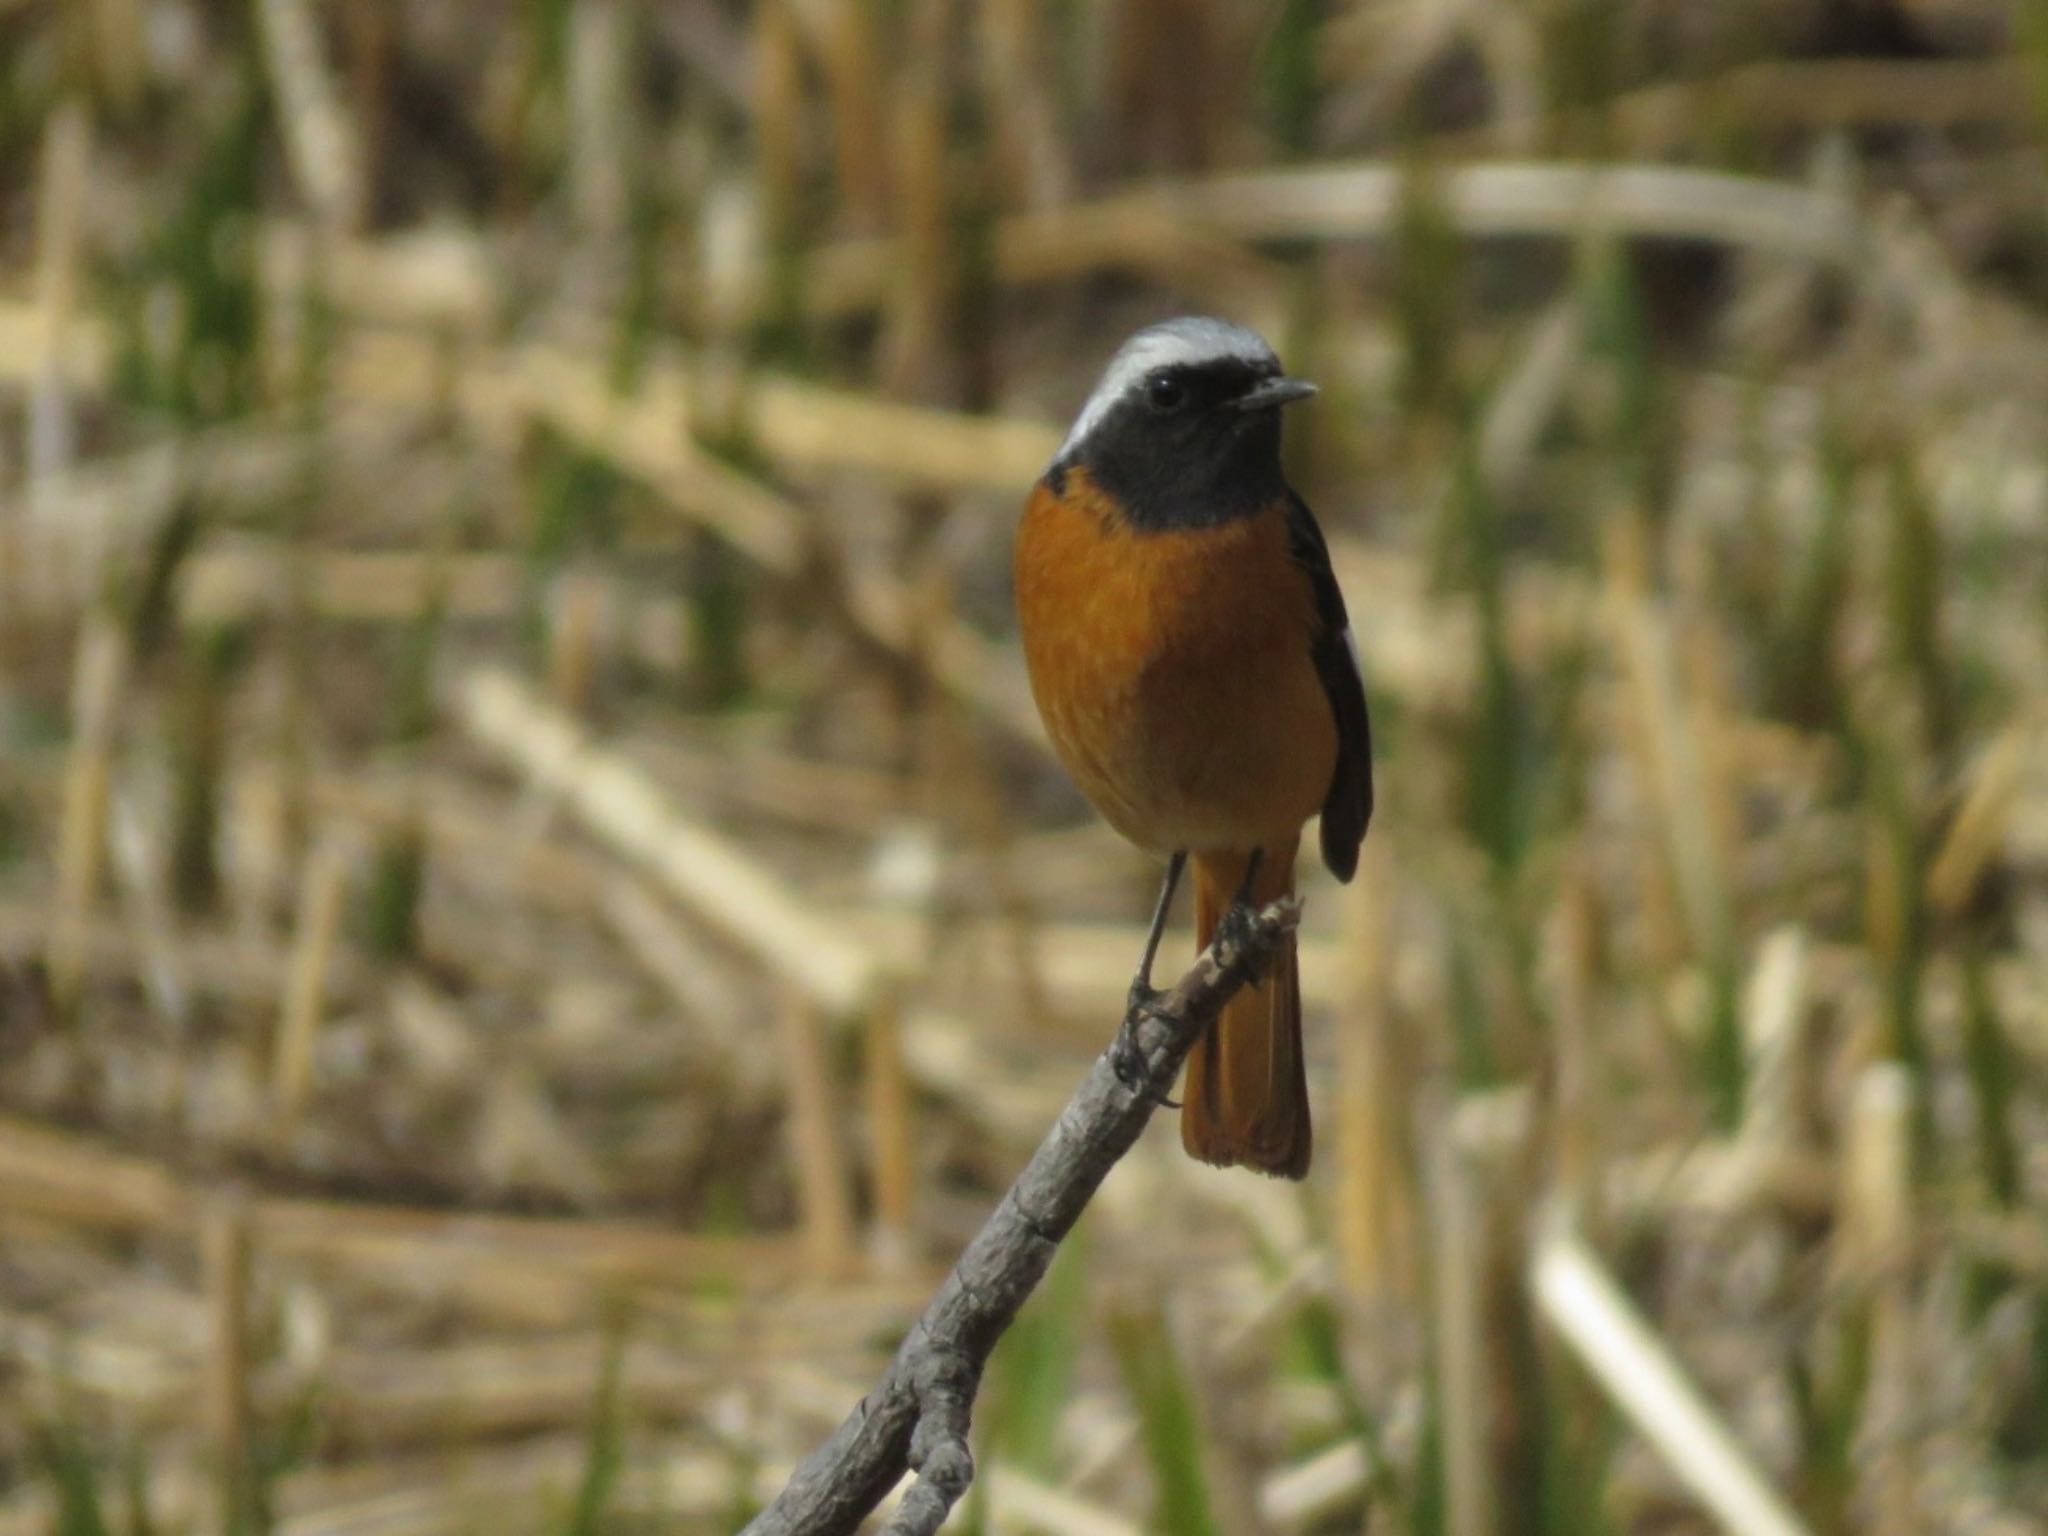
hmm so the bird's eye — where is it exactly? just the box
[1145,372,1189,412]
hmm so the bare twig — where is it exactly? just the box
[740,897,1302,1536]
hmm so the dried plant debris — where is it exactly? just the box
[0,2,2046,1533]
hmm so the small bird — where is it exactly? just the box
[1016,317,1373,1179]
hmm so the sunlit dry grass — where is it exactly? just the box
[1,2,2046,1533]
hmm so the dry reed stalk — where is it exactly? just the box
[1604,523,1734,973]
[863,982,918,1270]
[3,417,351,605]
[474,1068,611,1208]
[183,544,527,626]
[840,562,1042,746]
[297,1336,905,1447]
[977,0,1068,208]
[4,282,1053,494]
[1169,160,1861,261]
[435,341,1048,739]
[892,1006,1081,1146]
[1332,844,1417,1303]
[1955,1210,2048,1277]
[107,789,194,1040]
[386,973,482,1084]
[777,989,859,1280]
[800,158,1863,322]
[0,1112,193,1228]
[799,197,1282,323]
[1603,58,2031,150]
[1738,927,1811,1156]
[255,1195,801,1291]
[597,877,757,1069]
[271,830,356,1132]
[534,321,1031,483]
[544,565,612,715]
[86,0,146,107]
[256,0,366,232]
[1836,1062,1918,1536]
[906,627,1053,1028]
[0,1104,844,1298]
[1590,570,1675,982]
[989,870,1054,1035]
[460,669,876,1014]
[295,1334,720,1446]
[1312,0,1468,98]
[1478,296,1581,493]
[566,0,630,239]
[1549,850,1604,1220]
[1208,1249,1332,1368]
[1259,1435,1379,1532]
[73,1439,773,1536]
[1424,1099,1499,1536]
[1531,1222,1811,1536]
[1677,607,1746,917]
[46,615,129,1018]
[878,0,953,397]
[10,152,1866,390]
[22,99,91,610]
[980,1465,1138,1536]
[793,0,891,229]
[294,767,601,902]
[256,220,496,329]
[203,1198,257,1532]
[752,0,807,244]
[1,900,303,1014]
[1926,721,2032,916]
[338,0,395,214]
[1601,1141,1836,1222]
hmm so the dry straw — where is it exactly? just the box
[4,9,2046,1533]
[1532,1222,1810,1536]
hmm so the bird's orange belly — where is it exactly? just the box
[1015,472,1336,855]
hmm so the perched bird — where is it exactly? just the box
[1015,317,1373,1179]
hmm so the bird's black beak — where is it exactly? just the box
[1234,376,1318,412]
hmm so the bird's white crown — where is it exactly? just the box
[1054,316,1279,464]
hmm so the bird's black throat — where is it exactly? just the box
[1047,363,1293,533]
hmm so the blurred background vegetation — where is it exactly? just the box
[1,0,2047,1532]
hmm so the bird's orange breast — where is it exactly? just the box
[1014,467,1336,854]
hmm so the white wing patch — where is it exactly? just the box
[1054,316,1279,466]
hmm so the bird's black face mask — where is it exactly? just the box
[1058,358,1297,532]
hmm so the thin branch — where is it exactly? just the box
[740,898,1303,1536]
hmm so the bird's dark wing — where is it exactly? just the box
[1285,491,1373,881]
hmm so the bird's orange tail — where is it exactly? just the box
[1180,848,1310,1179]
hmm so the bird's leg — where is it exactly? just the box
[1113,850,1186,1103]
[1126,850,1186,1016]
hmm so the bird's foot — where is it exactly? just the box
[1213,898,1269,977]
[1112,980,1179,1108]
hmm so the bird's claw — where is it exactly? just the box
[1112,983,1180,1109]
[1213,897,1265,967]
[1125,975,1161,1020]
